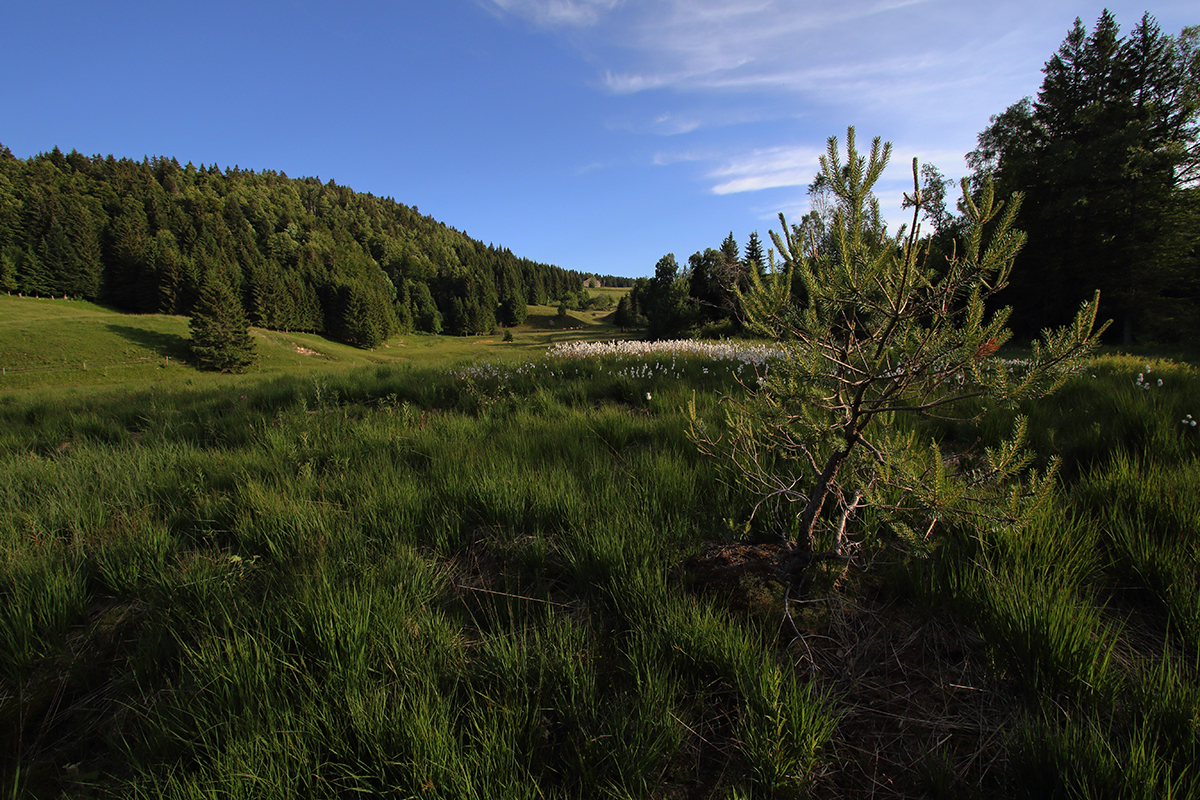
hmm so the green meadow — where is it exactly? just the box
[0,294,636,393]
[3,294,1200,798]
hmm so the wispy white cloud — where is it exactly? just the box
[753,198,810,226]
[659,137,960,202]
[650,113,702,136]
[652,149,713,167]
[707,145,822,194]
[573,160,609,176]
[729,138,980,238]
[486,0,1057,122]
[592,0,951,95]
[483,0,623,28]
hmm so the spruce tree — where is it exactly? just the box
[743,231,765,275]
[970,12,1200,342]
[714,231,748,317]
[0,246,17,292]
[39,220,75,296]
[18,246,52,296]
[719,232,740,265]
[189,278,256,373]
[614,294,634,330]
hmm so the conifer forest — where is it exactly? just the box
[0,148,628,347]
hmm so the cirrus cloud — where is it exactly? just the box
[482,0,624,28]
[706,145,823,194]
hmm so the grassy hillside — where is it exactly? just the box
[3,299,1200,798]
[0,291,635,393]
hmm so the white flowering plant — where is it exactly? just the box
[689,129,1107,580]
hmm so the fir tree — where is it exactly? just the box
[614,294,634,330]
[719,231,740,265]
[970,12,1200,342]
[0,245,17,292]
[189,277,256,373]
[39,220,75,295]
[714,231,748,317]
[743,231,765,275]
[499,289,527,326]
[18,246,52,296]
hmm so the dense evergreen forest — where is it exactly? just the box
[0,146,625,346]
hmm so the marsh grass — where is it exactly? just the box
[887,354,1200,797]
[1,355,842,798]
[3,340,1200,797]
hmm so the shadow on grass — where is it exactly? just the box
[105,324,193,361]
[525,313,622,332]
[525,313,580,330]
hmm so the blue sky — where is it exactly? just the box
[2,1,1194,277]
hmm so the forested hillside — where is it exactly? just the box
[0,146,613,345]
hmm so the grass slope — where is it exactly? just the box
[0,292,635,393]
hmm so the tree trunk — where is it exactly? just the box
[795,447,849,551]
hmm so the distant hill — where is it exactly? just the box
[0,145,629,346]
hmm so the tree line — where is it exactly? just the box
[633,11,1198,346]
[0,147,624,346]
[615,230,771,339]
[969,11,1199,344]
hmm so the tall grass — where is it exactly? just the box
[1,355,841,798]
[4,346,1200,797]
[899,354,1200,797]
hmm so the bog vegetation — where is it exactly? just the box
[3,321,1200,797]
[3,9,1200,799]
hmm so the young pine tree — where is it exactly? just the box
[690,128,1106,582]
[189,278,256,373]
